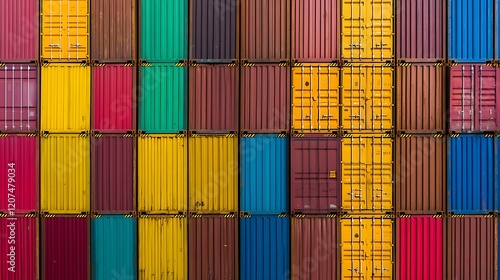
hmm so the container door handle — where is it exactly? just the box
[375,43,388,48]
[347,268,361,274]
[374,267,389,271]
[349,114,361,119]
[48,44,60,47]
[375,114,387,119]
[71,44,83,47]
[349,43,362,48]
[322,114,335,119]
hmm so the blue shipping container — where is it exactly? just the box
[240,135,288,214]
[92,216,137,280]
[240,215,290,280]
[448,0,493,62]
[448,135,494,213]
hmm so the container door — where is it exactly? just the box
[449,65,475,132]
[475,65,498,131]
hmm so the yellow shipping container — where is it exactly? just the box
[41,0,89,62]
[342,134,393,213]
[138,134,187,214]
[41,133,90,213]
[139,216,187,279]
[342,64,393,131]
[41,64,90,133]
[341,216,393,279]
[189,134,238,213]
[341,0,393,61]
[292,64,340,132]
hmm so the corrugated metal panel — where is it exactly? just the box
[139,64,187,133]
[396,0,445,61]
[140,0,188,62]
[189,215,238,280]
[138,216,187,279]
[342,64,394,131]
[291,216,337,280]
[240,215,290,280]
[41,0,89,62]
[92,215,137,280]
[41,134,90,214]
[395,135,446,213]
[138,134,187,214]
[240,135,288,214]
[342,134,393,213]
[189,135,238,213]
[0,135,38,213]
[93,65,134,132]
[290,134,340,213]
[397,215,443,280]
[189,64,238,132]
[240,64,290,133]
[447,215,495,280]
[91,135,135,213]
[291,0,340,62]
[341,0,394,61]
[241,0,289,61]
[291,64,340,132]
[448,134,494,213]
[448,0,493,62]
[91,0,136,62]
[41,64,90,133]
[0,64,38,133]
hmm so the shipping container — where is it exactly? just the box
[91,135,135,213]
[240,134,288,214]
[0,0,39,61]
[291,64,340,132]
[395,135,446,213]
[340,216,393,279]
[396,64,445,132]
[139,63,187,133]
[138,134,187,214]
[0,216,38,280]
[41,0,89,62]
[240,63,290,133]
[140,0,187,62]
[397,215,443,280]
[342,64,394,131]
[189,215,238,280]
[91,0,136,62]
[42,215,89,280]
[290,134,340,213]
[0,135,38,213]
[447,215,495,280]
[0,64,38,133]
[240,215,290,280]
[449,64,500,132]
[448,134,494,213]
[189,64,238,132]
[138,215,187,280]
[92,215,137,280]
[41,64,90,133]
[41,133,90,214]
[93,64,135,132]
[342,134,393,213]
[291,0,340,62]
[341,0,394,61]
[448,0,493,62]
[241,0,289,61]
[291,216,338,280]
[396,0,445,61]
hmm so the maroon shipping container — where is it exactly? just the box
[240,64,290,132]
[0,0,39,61]
[189,64,238,132]
[290,134,340,213]
[447,215,495,280]
[291,216,338,280]
[396,0,445,61]
[291,0,340,62]
[396,64,445,133]
[42,215,89,280]
[91,135,135,213]
[189,215,238,280]
[449,65,500,132]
